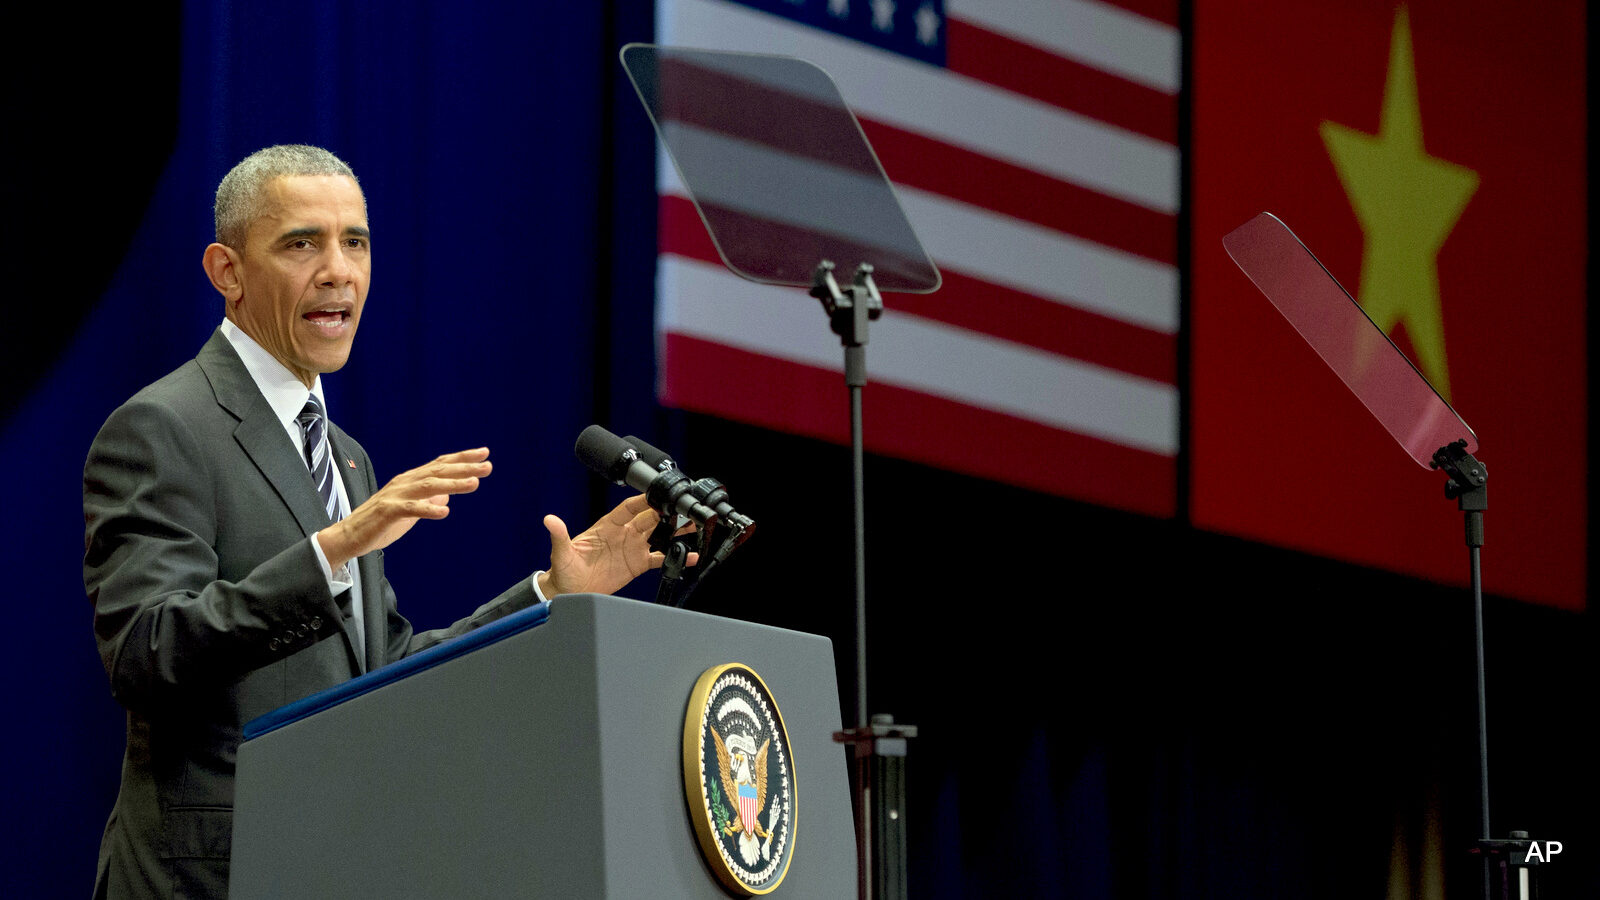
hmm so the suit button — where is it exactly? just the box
[310,616,323,630]
[269,638,280,651]
[283,631,296,645]
[296,624,308,637]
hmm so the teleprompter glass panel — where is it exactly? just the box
[1223,212,1476,468]
[622,43,940,293]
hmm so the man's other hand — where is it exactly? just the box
[538,494,695,599]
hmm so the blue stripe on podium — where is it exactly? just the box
[243,600,553,740]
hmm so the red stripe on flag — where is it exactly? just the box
[857,119,1177,264]
[660,198,1175,384]
[661,195,720,260]
[652,57,882,178]
[661,333,1176,517]
[946,18,1177,144]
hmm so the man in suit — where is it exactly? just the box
[83,144,672,899]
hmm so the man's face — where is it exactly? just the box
[226,174,370,386]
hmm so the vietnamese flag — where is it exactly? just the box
[1191,1,1586,609]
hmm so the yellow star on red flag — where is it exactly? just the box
[1319,5,1478,400]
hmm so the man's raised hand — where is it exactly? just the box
[316,447,492,570]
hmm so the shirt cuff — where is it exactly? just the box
[530,571,550,604]
[311,532,353,593]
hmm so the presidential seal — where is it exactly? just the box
[684,663,796,895]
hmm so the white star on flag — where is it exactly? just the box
[914,2,940,45]
[871,0,896,32]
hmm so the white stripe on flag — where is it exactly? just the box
[946,0,1181,94]
[658,255,1178,455]
[660,0,1179,213]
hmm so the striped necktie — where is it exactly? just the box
[296,396,340,523]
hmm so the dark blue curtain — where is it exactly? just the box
[2,3,656,895]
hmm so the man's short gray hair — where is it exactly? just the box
[213,144,362,248]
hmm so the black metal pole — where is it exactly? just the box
[846,357,870,900]
[1472,539,1492,900]
[847,351,868,731]
[1471,540,1488,842]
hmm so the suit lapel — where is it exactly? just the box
[199,332,330,539]
[197,330,365,675]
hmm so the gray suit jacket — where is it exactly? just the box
[83,329,538,899]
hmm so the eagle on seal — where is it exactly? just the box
[713,726,772,864]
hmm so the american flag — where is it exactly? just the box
[653,0,1180,516]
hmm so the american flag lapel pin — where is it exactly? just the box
[346,459,356,468]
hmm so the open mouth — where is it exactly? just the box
[304,308,352,330]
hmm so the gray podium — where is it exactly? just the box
[230,594,856,898]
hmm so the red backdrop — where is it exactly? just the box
[1191,0,1587,609]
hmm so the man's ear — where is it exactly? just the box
[202,243,244,306]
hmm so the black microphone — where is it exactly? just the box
[573,425,718,526]
[617,434,676,476]
[623,435,756,547]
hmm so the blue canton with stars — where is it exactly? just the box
[722,0,947,66]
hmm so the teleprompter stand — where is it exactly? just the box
[1433,442,1551,900]
[1432,440,1492,862]
[621,45,942,900]
[1224,213,1554,900]
[812,260,919,900]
